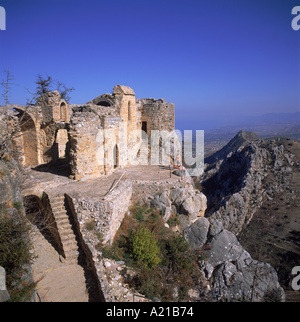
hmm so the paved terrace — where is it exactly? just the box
[22,164,183,198]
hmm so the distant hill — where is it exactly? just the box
[250,111,300,125]
[204,130,259,164]
[203,111,300,157]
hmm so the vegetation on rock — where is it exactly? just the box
[101,204,203,301]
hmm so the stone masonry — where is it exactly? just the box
[11,85,176,181]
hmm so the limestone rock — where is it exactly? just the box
[206,229,247,267]
[201,137,295,235]
[197,224,285,302]
[212,257,285,302]
[184,217,210,250]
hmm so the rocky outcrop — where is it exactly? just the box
[150,185,207,230]
[201,134,295,235]
[195,218,285,302]
[205,130,259,164]
[136,168,285,302]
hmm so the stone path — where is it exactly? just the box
[31,227,89,302]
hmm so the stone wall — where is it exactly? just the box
[71,180,133,245]
[138,98,175,134]
[69,111,105,179]
[8,86,176,180]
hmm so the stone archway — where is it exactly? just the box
[55,129,69,159]
[15,109,39,167]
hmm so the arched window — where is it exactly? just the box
[60,102,67,122]
[128,101,131,121]
[113,144,119,169]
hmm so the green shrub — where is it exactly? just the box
[85,220,96,231]
[0,211,36,301]
[101,204,203,301]
[13,201,22,210]
[129,227,161,268]
[129,266,172,301]
[131,204,148,222]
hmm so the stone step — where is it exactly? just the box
[60,230,76,239]
[55,218,70,226]
[59,222,73,230]
[64,249,79,258]
[48,194,80,266]
[61,235,77,244]
[65,256,79,265]
[64,240,78,252]
[51,207,65,213]
[54,212,69,219]
[64,247,79,257]
[59,228,75,241]
[50,198,64,203]
[51,202,65,209]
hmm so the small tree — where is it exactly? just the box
[56,81,74,103]
[0,209,37,301]
[35,74,53,96]
[129,226,161,268]
[34,74,74,103]
[0,70,15,106]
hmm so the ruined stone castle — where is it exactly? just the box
[12,85,175,180]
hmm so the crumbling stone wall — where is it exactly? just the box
[9,92,71,168]
[71,181,133,244]
[69,111,104,180]
[9,85,176,180]
[138,98,175,134]
[36,91,70,123]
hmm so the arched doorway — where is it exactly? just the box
[15,109,39,167]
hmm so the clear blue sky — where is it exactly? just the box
[0,0,299,131]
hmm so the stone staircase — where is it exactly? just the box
[48,194,79,264]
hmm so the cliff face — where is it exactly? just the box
[201,132,295,235]
[189,131,300,301]
[150,157,286,301]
